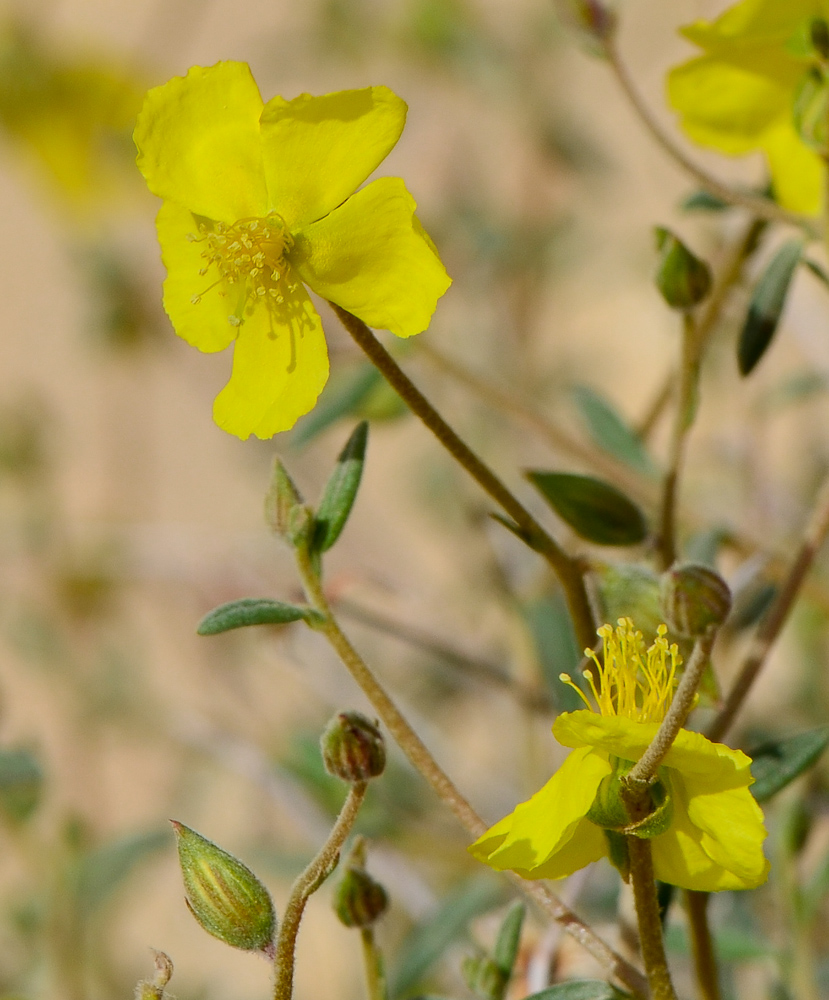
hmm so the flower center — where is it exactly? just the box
[188,212,294,327]
[560,618,680,724]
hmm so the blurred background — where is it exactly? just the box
[0,0,828,998]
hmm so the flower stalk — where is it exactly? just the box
[626,836,678,1000]
[273,782,368,1000]
[331,304,597,651]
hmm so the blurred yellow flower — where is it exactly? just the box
[667,0,829,215]
[134,62,450,439]
[0,22,145,213]
[470,619,769,892]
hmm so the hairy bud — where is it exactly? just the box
[660,563,732,637]
[333,866,389,928]
[654,227,712,310]
[321,711,386,783]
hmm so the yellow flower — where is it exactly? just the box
[134,62,450,439]
[667,0,829,215]
[470,619,769,892]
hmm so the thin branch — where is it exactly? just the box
[604,42,817,234]
[331,304,597,651]
[626,837,678,1000]
[686,890,722,1000]
[708,473,829,743]
[294,546,648,998]
[336,597,552,713]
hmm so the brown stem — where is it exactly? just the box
[273,782,368,1000]
[604,42,816,234]
[686,890,721,1000]
[626,836,678,1000]
[708,473,829,743]
[295,546,648,998]
[331,304,597,651]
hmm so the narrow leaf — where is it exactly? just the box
[490,512,537,549]
[681,190,729,212]
[524,982,630,1000]
[738,240,802,376]
[749,727,829,803]
[0,747,43,823]
[571,385,657,476]
[527,471,647,546]
[197,598,312,635]
[292,365,382,447]
[75,829,168,916]
[313,421,369,553]
[803,256,829,288]
[493,901,525,978]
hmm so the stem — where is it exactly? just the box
[627,837,678,1000]
[657,311,699,570]
[273,782,368,1000]
[685,891,721,1000]
[294,546,648,998]
[708,472,829,742]
[331,305,597,652]
[604,42,816,234]
[360,928,386,1000]
[627,627,717,786]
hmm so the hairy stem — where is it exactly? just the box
[294,545,648,998]
[627,837,678,1000]
[686,890,721,1000]
[604,42,815,234]
[273,782,367,1000]
[331,304,597,651]
[360,928,386,1000]
[708,473,829,742]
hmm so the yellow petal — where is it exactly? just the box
[761,117,825,213]
[259,86,407,229]
[157,201,237,352]
[522,818,606,880]
[291,177,451,338]
[135,61,268,222]
[212,275,329,439]
[681,0,819,45]
[469,747,611,875]
[667,56,791,154]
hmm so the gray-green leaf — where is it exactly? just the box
[523,982,630,1000]
[749,727,829,803]
[527,471,647,546]
[197,598,314,635]
[493,901,525,978]
[313,421,368,553]
[571,385,657,477]
[738,240,802,376]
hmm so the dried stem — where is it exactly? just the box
[332,304,597,651]
[604,42,816,234]
[294,545,648,998]
[273,782,368,1000]
[708,473,829,742]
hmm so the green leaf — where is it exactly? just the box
[197,598,315,635]
[493,901,525,978]
[571,385,657,477]
[523,982,630,1000]
[681,190,729,212]
[803,256,829,288]
[291,364,383,447]
[738,240,803,376]
[490,513,537,549]
[74,829,168,917]
[313,421,368,553]
[749,727,829,803]
[520,591,583,711]
[527,471,647,546]
[389,875,505,998]
[0,747,43,823]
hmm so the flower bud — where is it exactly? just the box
[264,458,303,536]
[172,822,276,952]
[654,227,712,310]
[135,951,173,1000]
[462,955,507,1000]
[553,0,617,49]
[321,711,386,783]
[333,866,389,927]
[660,563,732,637]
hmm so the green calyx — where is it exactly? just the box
[587,758,674,839]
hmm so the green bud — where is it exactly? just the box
[794,66,829,156]
[587,760,673,839]
[554,0,617,49]
[462,955,507,1000]
[660,563,732,637]
[654,227,712,310]
[321,711,386,783]
[594,563,663,644]
[333,866,389,928]
[135,950,173,1000]
[172,822,276,953]
[264,458,304,538]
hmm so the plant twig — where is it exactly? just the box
[331,304,597,651]
[708,473,829,742]
[686,890,722,1000]
[626,837,678,1000]
[604,42,817,234]
[273,782,368,1000]
[294,545,648,998]
[360,927,386,1000]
